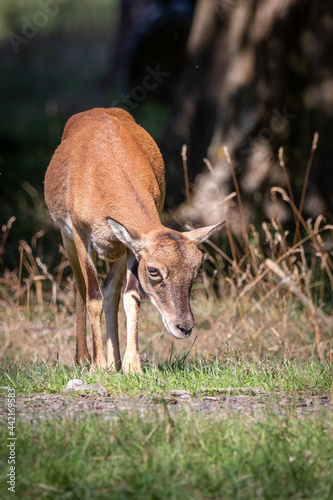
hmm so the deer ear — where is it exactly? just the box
[106,217,147,256]
[183,221,226,246]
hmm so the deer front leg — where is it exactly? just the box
[122,253,142,374]
[102,254,126,371]
[74,285,91,365]
[62,231,91,365]
[72,225,107,370]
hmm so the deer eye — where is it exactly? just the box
[147,267,161,279]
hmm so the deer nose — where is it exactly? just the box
[176,323,193,337]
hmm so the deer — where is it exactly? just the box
[44,108,224,373]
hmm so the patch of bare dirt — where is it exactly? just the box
[0,390,331,423]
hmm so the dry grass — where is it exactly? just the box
[1,145,332,367]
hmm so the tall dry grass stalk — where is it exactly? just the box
[295,132,319,243]
[181,144,191,207]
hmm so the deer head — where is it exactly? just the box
[107,218,225,339]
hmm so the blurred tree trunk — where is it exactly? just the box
[162,0,333,232]
[103,0,194,102]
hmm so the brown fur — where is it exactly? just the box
[45,108,224,373]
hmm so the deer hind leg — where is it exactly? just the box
[122,252,142,374]
[102,253,126,371]
[62,231,91,365]
[72,225,107,370]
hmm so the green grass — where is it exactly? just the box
[1,408,333,499]
[0,359,332,499]
[1,357,332,396]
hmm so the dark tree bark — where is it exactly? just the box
[162,0,333,231]
[104,0,195,103]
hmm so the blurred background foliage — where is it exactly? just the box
[1,0,333,269]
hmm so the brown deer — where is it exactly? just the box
[44,108,224,373]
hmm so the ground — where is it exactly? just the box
[0,388,331,424]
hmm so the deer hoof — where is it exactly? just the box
[122,353,142,374]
